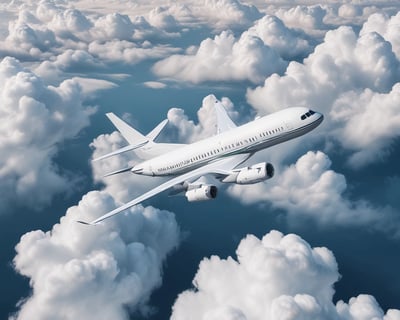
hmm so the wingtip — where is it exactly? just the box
[76,220,95,226]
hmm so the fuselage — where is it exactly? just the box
[132,107,323,176]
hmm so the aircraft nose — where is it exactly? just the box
[315,112,324,126]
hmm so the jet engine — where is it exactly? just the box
[185,184,218,202]
[222,162,274,184]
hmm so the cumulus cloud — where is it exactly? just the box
[275,5,327,33]
[228,151,400,237]
[171,230,400,320]
[330,84,400,166]
[153,30,286,84]
[246,15,312,60]
[12,190,180,320]
[192,0,262,31]
[247,24,400,166]
[0,57,95,211]
[360,12,400,59]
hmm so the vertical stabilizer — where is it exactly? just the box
[215,100,237,134]
[106,113,148,145]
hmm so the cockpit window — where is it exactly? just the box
[300,109,316,120]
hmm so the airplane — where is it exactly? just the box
[78,99,323,225]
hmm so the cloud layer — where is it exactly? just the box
[171,230,400,320]
[12,191,180,320]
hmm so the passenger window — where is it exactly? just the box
[301,115,306,120]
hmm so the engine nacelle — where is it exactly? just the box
[222,162,274,184]
[185,184,218,202]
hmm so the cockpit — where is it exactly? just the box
[300,110,316,120]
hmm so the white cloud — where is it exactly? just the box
[171,230,400,320]
[228,151,400,237]
[143,81,167,89]
[153,30,286,84]
[147,6,180,31]
[247,24,400,166]
[247,15,312,59]
[12,190,180,320]
[0,57,95,211]
[275,5,327,32]
[193,0,262,31]
[360,12,400,60]
[330,84,400,166]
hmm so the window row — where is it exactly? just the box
[158,126,285,173]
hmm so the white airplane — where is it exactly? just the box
[79,99,323,225]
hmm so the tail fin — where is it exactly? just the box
[93,113,176,162]
[106,113,148,145]
[215,100,237,134]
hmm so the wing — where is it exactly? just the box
[215,100,237,133]
[78,153,251,225]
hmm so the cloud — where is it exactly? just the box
[0,57,95,211]
[143,81,167,89]
[12,190,180,320]
[228,151,400,237]
[193,0,262,31]
[275,5,327,33]
[171,230,400,320]
[247,24,400,166]
[147,6,181,31]
[360,12,400,59]
[246,15,312,60]
[153,30,286,84]
[330,83,400,166]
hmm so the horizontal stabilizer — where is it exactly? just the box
[103,166,133,177]
[146,119,168,141]
[92,141,148,162]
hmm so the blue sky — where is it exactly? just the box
[1,1,400,319]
